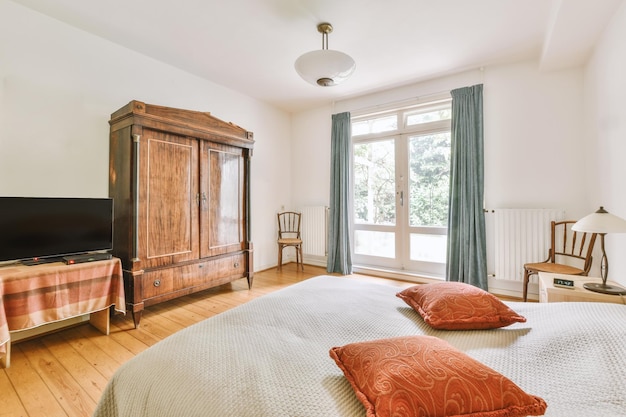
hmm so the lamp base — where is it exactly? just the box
[583,282,626,295]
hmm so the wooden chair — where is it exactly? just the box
[522,220,597,301]
[277,211,304,271]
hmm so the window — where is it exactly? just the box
[352,115,397,136]
[351,97,451,278]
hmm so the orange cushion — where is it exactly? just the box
[396,282,526,330]
[329,335,547,417]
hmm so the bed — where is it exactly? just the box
[93,275,626,417]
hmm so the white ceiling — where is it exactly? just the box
[10,0,623,113]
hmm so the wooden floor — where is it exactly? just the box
[0,264,414,417]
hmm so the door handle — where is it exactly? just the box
[196,192,208,208]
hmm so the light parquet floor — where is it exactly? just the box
[1,264,415,417]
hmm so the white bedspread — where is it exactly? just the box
[93,276,626,417]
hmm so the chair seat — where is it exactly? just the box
[523,262,584,276]
[278,238,302,245]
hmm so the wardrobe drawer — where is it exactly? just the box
[142,268,175,299]
[181,253,246,288]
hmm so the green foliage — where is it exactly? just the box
[353,140,396,225]
[409,133,450,226]
[353,133,450,227]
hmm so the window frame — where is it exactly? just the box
[350,95,452,278]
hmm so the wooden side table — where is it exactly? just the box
[538,272,626,304]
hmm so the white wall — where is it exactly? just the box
[483,62,587,216]
[0,0,290,271]
[4,0,625,288]
[291,105,333,208]
[318,63,588,218]
[290,4,626,289]
[290,71,483,210]
[292,61,593,294]
[583,1,626,286]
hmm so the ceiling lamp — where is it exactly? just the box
[294,22,356,87]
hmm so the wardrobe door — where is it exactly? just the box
[199,141,244,258]
[138,129,200,268]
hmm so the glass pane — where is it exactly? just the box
[410,233,446,263]
[353,140,395,225]
[408,133,450,227]
[355,230,395,258]
[406,109,451,126]
[352,115,397,136]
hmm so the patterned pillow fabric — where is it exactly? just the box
[396,282,526,330]
[329,335,547,417]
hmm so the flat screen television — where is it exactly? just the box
[0,197,113,264]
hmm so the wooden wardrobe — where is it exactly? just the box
[108,101,254,327]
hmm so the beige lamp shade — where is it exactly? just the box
[572,206,626,234]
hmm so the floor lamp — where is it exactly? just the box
[572,206,626,295]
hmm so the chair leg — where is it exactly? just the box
[523,268,530,302]
[277,244,282,271]
[298,244,304,271]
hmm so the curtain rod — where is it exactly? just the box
[344,67,486,115]
[347,90,452,116]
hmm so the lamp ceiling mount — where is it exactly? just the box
[317,23,333,36]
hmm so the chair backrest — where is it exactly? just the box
[549,220,597,274]
[277,212,301,239]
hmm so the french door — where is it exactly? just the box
[351,101,451,278]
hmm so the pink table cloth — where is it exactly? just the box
[0,258,125,357]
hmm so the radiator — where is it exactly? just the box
[300,206,329,256]
[491,208,565,282]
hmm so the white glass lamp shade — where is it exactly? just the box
[572,206,626,233]
[294,49,356,87]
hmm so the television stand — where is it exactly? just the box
[0,257,125,368]
[20,252,113,266]
[21,256,64,266]
[62,252,112,265]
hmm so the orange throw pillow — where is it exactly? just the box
[330,335,547,417]
[396,282,526,330]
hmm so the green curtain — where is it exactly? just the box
[327,112,353,274]
[446,84,488,289]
